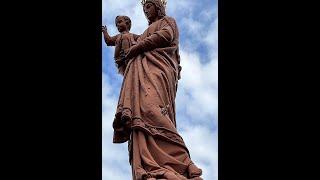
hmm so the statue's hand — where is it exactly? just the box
[102,25,107,33]
[125,45,141,60]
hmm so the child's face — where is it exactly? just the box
[116,17,128,32]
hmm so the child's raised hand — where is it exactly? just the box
[102,25,108,33]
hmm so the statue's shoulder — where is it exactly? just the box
[164,16,174,20]
[163,16,177,24]
[162,16,179,34]
[161,16,177,28]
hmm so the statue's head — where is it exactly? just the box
[115,16,131,32]
[141,0,166,24]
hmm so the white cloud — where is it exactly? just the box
[102,165,131,180]
[177,49,218,123]
[204,18,218,55]
[102,0,148,35]
[180,125,218,180]
[181,18,204,36]
[102,73,131,179]
[166,0,197,17]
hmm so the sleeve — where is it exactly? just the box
[105,34,118,46]
[136,19,174,52]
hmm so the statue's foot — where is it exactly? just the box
[188,163,202,178]
[191,177,203,180]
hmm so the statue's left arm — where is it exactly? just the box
[133,34,141,41]
[125,18,174,59]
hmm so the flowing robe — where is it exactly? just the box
[112,16,202,180]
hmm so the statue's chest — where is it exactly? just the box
[138,22,159,41]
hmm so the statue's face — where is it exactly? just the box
[116,17,128,32]
[143,2,157,22]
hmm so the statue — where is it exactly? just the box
[102,16,140,75]
[102,0,203,179]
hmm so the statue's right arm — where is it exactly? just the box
[102,26,117,46]
[104,33,117,46]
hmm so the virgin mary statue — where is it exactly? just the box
[111,0,203,179]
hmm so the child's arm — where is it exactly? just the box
[102,25,117,46]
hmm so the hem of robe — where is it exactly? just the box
[112,115,203,179]
[113,117,189,154]
[130,130,203,180]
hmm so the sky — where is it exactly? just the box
[102,0,218,179]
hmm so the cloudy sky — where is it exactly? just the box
[102,0,217,179]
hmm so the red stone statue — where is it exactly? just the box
[102,0,203,179]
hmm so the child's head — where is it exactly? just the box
[115,16,131,32]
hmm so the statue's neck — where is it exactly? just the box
[152,16,160,22]
[120,30,129,34]
[149,16,164,25]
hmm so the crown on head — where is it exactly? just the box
[141,0,167,7]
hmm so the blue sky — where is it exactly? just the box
[102,0,217,179]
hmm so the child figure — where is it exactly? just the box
[102,16,140,75]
